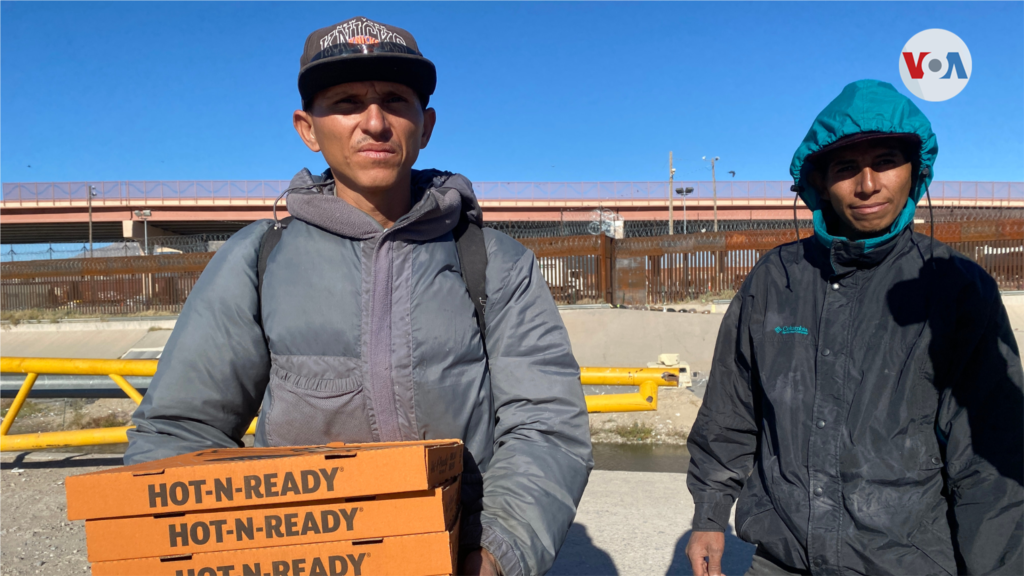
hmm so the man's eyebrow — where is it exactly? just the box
[830,157,858,167]
[382,89,412,99]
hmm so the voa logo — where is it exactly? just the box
[899,29,972,102]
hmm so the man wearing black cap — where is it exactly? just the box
[685,80,1023,576]
[126,16,593,576]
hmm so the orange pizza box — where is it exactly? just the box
[90,528,460,576]
[66,440,462,521]
[84,478,461,562]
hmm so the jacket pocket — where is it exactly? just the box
[263,356,375,446]
[736,471,776,542]
[736,493,776,543]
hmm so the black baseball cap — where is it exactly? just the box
[298,16,437,108]
[806,132,921,170]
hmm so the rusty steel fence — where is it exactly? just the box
[2,221,1021,311]
[520,235,614,304]
[521,219,1022,305]
[1,253,213,314]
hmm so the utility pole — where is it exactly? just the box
[88,185,97,258]
[668,152,675,235]
[703,156,721,232]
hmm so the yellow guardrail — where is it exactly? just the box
[579,367,679,413]
[0,358,679,451]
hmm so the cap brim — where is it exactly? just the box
[807,132,921,165]
[298,53,436,105]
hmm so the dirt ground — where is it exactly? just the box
[0,366,705,576]
[0,399,136,437]
[589,385,704,445]
[0,452,120,576]
[0,402,134,575]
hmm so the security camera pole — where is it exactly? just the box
[668,151,676,235]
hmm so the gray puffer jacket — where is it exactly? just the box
[125,168,594,576]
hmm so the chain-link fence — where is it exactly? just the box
[1,233,234,263]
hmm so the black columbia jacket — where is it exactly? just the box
[686,80,1024,576]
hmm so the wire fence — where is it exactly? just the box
[0,234,233,263]
[4,180,1023,204]
[483,218,817,239]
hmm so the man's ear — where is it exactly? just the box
[293,110,321,153]
[420,107,436,149]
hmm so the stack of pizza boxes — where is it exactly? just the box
[65,440,463,576]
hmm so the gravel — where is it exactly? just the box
[1,452,122,575]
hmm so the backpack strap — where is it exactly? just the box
[453,212,488,340]
[257,216,292,301]
[259,171,321,297]
[256,211,487,341]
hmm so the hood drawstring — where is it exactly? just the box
[272,189,290,230]
[791,185,803,243]
[921,166,934,241]
[272,179,330,230]
[921,167,935,264]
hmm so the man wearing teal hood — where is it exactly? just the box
[685,80,1023,576]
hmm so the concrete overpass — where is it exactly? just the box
[2,180,1022,243]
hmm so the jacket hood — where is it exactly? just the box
[281,167,483,241]
[790,79,939,251]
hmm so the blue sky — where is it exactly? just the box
[2,1,1022,185]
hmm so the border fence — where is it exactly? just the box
[4,180,1024,204]
[3,218,1020,313]
[1,253,212,314]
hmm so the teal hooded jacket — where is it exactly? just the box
[687,80,1023,575]
[790,79,939,250]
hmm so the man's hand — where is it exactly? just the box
[461,548,500,576]
[686,530,726,576]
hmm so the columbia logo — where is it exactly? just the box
[775,326,809,336]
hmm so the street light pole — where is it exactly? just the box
[675,186,693,235]
[133,210,152,255]
[668,151,675,235]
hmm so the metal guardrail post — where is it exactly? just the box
[580,367,679,387]
[0,359,681,451]
[0,372,38,436]
[580,367,679,413]
[0,357,160,451]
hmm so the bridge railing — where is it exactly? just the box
[0,358,678,451]
[0,181,293,204]
[4,180,1023,204]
